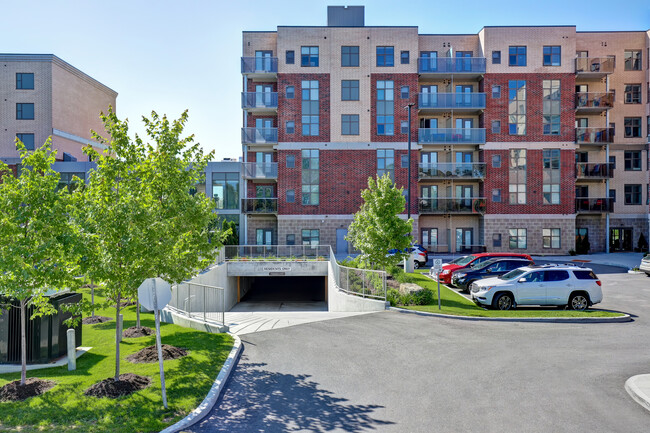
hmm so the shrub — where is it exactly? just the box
[412,289,434,305]
[387,289,400,307]
[568,249,577,256]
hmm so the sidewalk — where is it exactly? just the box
[531,252,644,270]
[626,375,650,413]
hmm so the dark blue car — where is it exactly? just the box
[451,258,533,292]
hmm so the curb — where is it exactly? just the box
[160,333,243,433]
[388,306,633,323]
[625,375,650,413]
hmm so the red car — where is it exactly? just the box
[436,253,533,285]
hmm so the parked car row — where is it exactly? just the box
[389,245,428,268]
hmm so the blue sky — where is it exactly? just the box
[3,0,649,159]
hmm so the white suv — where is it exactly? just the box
[470,264,603,311]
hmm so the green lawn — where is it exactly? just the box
[0,290,234,433]
[399,273,624,318]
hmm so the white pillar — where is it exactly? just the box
[67,329,76,371]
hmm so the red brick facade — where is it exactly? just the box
[277,73,330,142]
[370,73,419,142]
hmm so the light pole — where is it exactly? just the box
[405,102,415,221]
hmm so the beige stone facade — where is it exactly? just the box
[484,215,576,255]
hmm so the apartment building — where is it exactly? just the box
[0,54,117,167]
[241,6,650,254]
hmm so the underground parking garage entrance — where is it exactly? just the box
[233,276,328,312]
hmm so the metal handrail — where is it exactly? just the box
[169,282,225,326]
[418,162,486,179]
[224,245,331,261]
[328,247,386,300]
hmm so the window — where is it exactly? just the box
[377,80,394,135]
[509,228,527,249]
[624,150,641,171]
[609,189,616,203]
[286,189,295,203]
[212,172,239,210]
[624,117,641,137]
[302,229,320,246]
[401,51,410,64]
[543,46,561,66]
[301,46,319,67]
[16,133,34,150]
[57,172,85,192]
[492,189,501,203]
[508,80,526,135]
[543,80,560,135]
[376,46,394,67]
[286,234,296,245]
[401,86,410,99]
[302,80,319,136]
[509,149,526,204]
[16,73,34,89]
[492,154,501,168]
[400,121,409,134]
[401,154,409,168]
[624,84,641,104]
[302,149,319,205]
[286,154,295,168]
[342,114,359,135]
[492,85,501,99]
[377,149,395,180]
[341,80,359,101]
[624,184,642,205]
[543,228,561,249]
[286,86,295,99]
[16,103,34,120]
[286,50,295,64]
[624,50,642,70]
[492,51,501,64]
[286,121,295,134]
[508,46,526,66]
[609,155,616,170]
[491,120,501,134]
[543,149,560,205]
[493,233,502,248]
[341,46,359,67]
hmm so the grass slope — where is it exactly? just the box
[0,290,234,433]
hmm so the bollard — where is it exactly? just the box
[118,314,123,342]
[67,329,76,371]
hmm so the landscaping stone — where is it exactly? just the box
[127,344,187,364]
[84,373,151,398]
[399,283,422,294]
[0,378,56,402]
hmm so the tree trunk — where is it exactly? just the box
[136,300,140,328]
[20,299,27,386]
[115,292,121,382]
[91,280,95,317]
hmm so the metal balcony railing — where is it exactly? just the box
[575,92,614,110]
[243,162,278,179]
[241,198,278,214]
[241,127,278,144]
[418,128,486,145]
[575,57,615,75]
[575,128,614,144]
[575,162,614,179]
[418,57,486,74]
[241,92,278,109]
[575,197,614,213]
[422,244,487,254]
[418,162,486,179]
[224,245,331,261]
[418,197,486,214]
[418,93,486,110]
[241,56,278,74]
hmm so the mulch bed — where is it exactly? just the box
[123,326,155,338]
[127,344,188,364]
[84,373,151,399]
[82,315,112,325]
[0,378,56,402]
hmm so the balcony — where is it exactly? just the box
[418,57,486,78]
[418,197,486,215]
[241,92,278,112]
[418,128,486,145]
[575,128,614,145]
[241,127,278,145]
[575,92,614,113]
[241,198,278,214]
[575,197,613,214]
[575,162,614,180]
[418,93,486,112]
[243,162,278,180]
[575,57,615,78]
[241,57,278,77]
[418,162,486,180]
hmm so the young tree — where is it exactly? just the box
[0,139,80,386]
[346,174,413,269]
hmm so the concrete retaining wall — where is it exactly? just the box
[183,263,238,312]
[327,265,388,312]
[227,260,329,277]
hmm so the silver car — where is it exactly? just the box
[640,254,650,277]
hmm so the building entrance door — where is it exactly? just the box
[610,228,633,252]
[336,229,348,255]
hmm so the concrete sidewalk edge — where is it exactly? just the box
[159,334,243,433]
[388,306,632,323]
[625,375,650,413]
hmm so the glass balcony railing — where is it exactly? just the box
[418,93,486,110]
[418,162,486,179]
[418,57,486,74]
[575,92,614,110]
[243,162,278,179]
[575,197,613,213]
[241,57,278,74]
[575,162,614,179]
[418,197,486,214]
[575,128,614,144]
[241,127,278,144]
[575,57,615,75]
[241,92,278,109]
[418,128,486,145]
[241,198,278,214]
